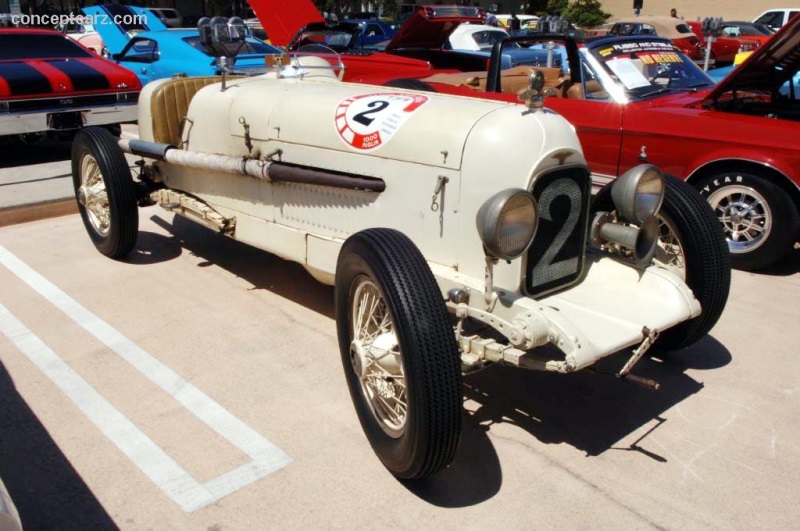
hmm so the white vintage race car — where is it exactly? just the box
[70,22,729,480]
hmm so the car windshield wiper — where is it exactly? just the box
[634,87,674,98]
[686,81,712,88]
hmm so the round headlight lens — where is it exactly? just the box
[633,168,665,222]
[611,165,665,224]
[477,189,538,260]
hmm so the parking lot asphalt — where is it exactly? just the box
[0,132,799,529]
[0,206,797,529]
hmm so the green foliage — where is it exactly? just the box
[543,0,568,16]
[538,0,611,27]
[563,0,611,27]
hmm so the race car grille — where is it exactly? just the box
[525,167,591,298]
[2,92,139,113]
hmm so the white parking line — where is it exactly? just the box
[0,245,292,512]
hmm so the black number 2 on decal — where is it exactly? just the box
[353,100,389,126]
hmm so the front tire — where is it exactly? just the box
[696,171,798,271]
[72,127,138,258]
[655,176,731,351]
[335,229,461,479]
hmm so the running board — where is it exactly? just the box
[150,189,235,235]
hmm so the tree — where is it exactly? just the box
[563,0,610,27]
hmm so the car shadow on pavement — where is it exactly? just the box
[0,138,72,169]
[150,213,335,318]
[461,335,730,458]
[122,230,183,265]
[0,361,119,531]
[400,410,502,508]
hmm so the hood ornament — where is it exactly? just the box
[518,70,546,111]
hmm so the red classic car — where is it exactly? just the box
[257,2,798,272]
[608,16,705,65]
[0,29,141,139]
[686,20,758,66]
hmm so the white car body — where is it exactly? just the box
[752,8,800,31]
[71,44,729,477]
[448,24,508,51]
[128,62,700,372]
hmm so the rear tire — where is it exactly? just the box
[72,127,138,258]
[696,171,798,271]
[335,228,461,479]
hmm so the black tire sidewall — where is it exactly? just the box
[335,229,461,479]
[696,171,795,271]
[71,128,138,258]
[336,248,422,474]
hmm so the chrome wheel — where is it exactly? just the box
[655,213,686,280]
[707,185,771,254]
[78,154,111,237]
[349,277,407,438]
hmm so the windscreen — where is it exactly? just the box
[0,34,93,59]
[589,40,713,99]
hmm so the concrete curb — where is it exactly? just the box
[0,199,78,228]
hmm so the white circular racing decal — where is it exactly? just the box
[335,92,430,151]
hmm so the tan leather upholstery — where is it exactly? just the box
[420,66,568,96]
[566,80,608,100]
[149,76,222,146]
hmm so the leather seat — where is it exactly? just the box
[149,76,224,146]
[566,80,608,100]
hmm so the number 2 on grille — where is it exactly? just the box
[529,178,582,287]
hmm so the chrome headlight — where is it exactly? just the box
[477,189,538,260]
[611,164,665,224]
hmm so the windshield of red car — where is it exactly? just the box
[0,34,93,59]
[589,40,713,98]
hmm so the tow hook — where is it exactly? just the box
[617,327,661,390]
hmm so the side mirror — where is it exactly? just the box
[111,53,123,61]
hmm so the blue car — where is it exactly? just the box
[707,54,800,97]
[85,6,283,85]
[341,17,397,48]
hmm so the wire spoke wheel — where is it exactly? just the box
[71,127,139,258]
[335,228,461,479]
[349,277,408,437]
[655,213,686,280]
[78,154,111,237]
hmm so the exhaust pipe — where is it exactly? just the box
[591,213,659,267]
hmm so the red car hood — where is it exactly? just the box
[385,5,484,52]
[246,0,324,47]
[704,14,800,103]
